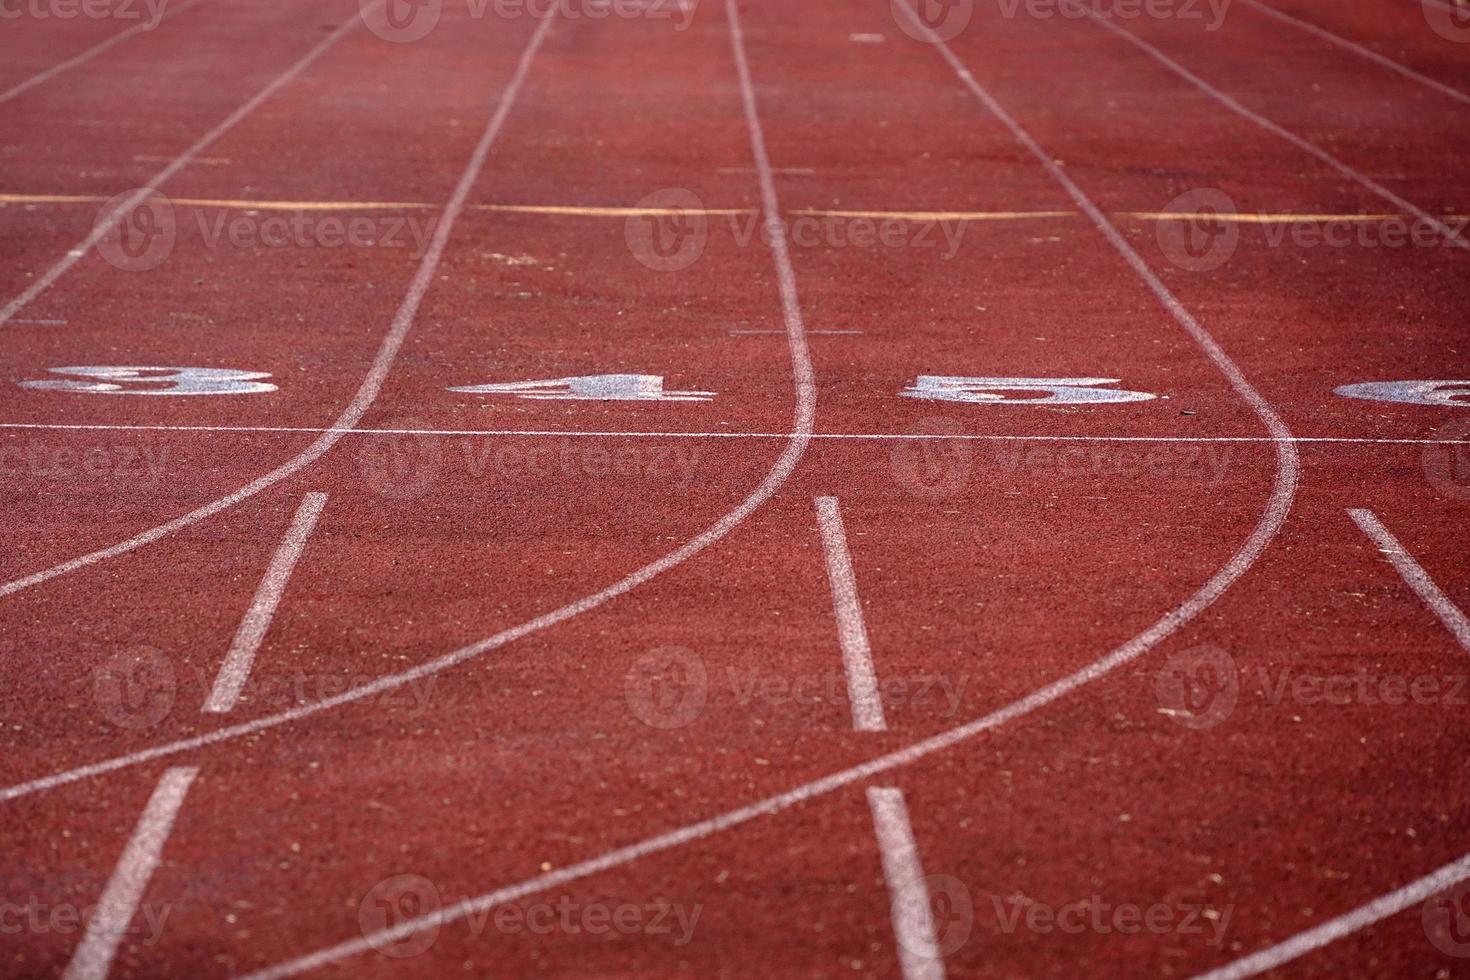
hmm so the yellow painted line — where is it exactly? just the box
[0,193,1462,224]
[794,208,1073,221]
[0,193,751,217]
[0,193,429,210]
[474,203,752,217]
[1129,211,1470,223]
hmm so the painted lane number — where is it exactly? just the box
[449,374,715,402]
[900,376,1156,404]
[1336,381,1470,407]
[19,366,277,395]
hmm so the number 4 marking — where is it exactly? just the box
[449,374,715,402]
[900,376,1156,404]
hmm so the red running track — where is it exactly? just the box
[1,0,1469,977]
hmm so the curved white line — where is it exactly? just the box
[0,0,819,802]
[1239,0,1470,107]
[1064,0,1468,250]
[1191,851,1470,979]
[0,8,543,599]
[240,1,1301,974]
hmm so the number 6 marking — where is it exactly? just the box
[19,366,277,396]
[1335,380,1470,407]
[900,376,1156,404]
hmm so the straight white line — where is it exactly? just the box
[62,766,197,980]
[814,497,886,731]
[0,421,1462,445]
[203,493,327,713]
[0,10,551,599]
[0,0,213,106]
[729,328,862,335]
[1192,851,1470,980]
[868,787,946,980]
[1348,508,1470,651]
[1240,0,1470,106]
[0,2,383,329]
[231,4,1303,974]
[1066,0,1469,250]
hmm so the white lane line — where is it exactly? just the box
[1192,851,1470,980]
[1064,0,1469,250]
[1348,508,1470,651]
[815,497,886,731]
[729,328,862,335]
[0,1,384,329]
[227,2,1303,973]
[0,0,823,807]
[0,421,1462,445]
[868,787,946,980]
[1240,0,1470,106]
[62,766,197,980]
[203,493,327,713]
[0,0,214,106]
[0,9,550,599]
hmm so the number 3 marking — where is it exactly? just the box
[1336,381,1470,407]
[19,366,277,396]
[900,376,1156,404]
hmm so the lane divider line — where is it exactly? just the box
[1239,0,1470,107]
[61,766,198,980]
[815,497,887,732]
[1065,0,1469,250]
[868,787,947,980]
[0,9,552,599]
[1348,508,1470,651]
[1190,851,1470,980]
[0,0,215,106]
[0,421,1461,446]
[0,1,386,329]
[203,493,328,713]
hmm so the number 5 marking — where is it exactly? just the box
[900,376,1156,404]
[19,366,277,396]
